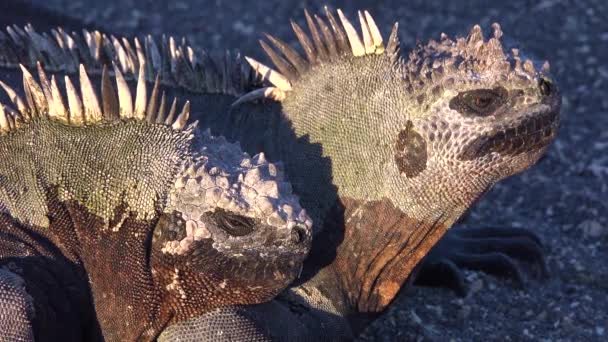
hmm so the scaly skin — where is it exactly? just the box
[0,7,559,341]
[0,63,311,341]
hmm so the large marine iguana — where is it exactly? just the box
[0,7,560,341]
[0,62,312,340]
[162,8,561,340]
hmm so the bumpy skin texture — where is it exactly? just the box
[0,7,559,341]
[0,61,311,340]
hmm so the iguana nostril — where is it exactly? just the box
[539,78,553,96]
[291,226,307,244]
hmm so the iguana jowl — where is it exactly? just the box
[0,61,312,340]
[0,7,560,341]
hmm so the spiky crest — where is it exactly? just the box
[402,23,551,96]
[0,23,261,96]
[0,61,190,134]
[236,8,400,104]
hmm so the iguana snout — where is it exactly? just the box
[408,24,562,184]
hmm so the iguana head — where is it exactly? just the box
[401,23,560,186]
[153,129,312,310]
[237,8,560,313]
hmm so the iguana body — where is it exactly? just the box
[0,61,311,340]
[0,7,560,341]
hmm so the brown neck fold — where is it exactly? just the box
[310,197,454,320]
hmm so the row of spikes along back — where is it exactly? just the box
[0,23,260,95]
[0,61,191,134]
[0,8,550,115]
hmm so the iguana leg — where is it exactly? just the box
[414,226,547,296]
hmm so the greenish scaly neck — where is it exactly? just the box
[273,55,403,225]
[257,54,495,317]
[275,54,462,224]
[0,119,190,228]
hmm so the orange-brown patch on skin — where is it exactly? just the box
[1,186,304,341]
[151,242,291,322]
[61,199,167,341]
[330,197,450,314]
[55,193,297,340]
[372,215,449,310]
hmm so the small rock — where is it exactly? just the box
[562,316,575,330]
[468,279,484,296]
[536,310,548,321]
[577,220,606,238]
[410,310,423,325]
[232,21,254,36]
[424,304,443,318]
[523,329,534,338]
[458,305,471,320]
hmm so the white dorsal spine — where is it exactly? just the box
[235,9,391,106]
[0,63,195,135]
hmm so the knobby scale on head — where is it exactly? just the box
[402,23,554,100]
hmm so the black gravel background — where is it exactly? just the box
[13,0,608,340]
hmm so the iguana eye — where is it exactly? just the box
[210,209,256,237]
[449,87,508,116]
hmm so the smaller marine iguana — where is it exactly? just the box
[0,62,312,340]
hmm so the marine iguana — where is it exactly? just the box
[0,62,312,340]
[161,8,561,340]
[0,7,560,340]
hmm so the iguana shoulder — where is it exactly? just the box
[0,58,311,340]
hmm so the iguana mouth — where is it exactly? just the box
[459,106,560,161]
